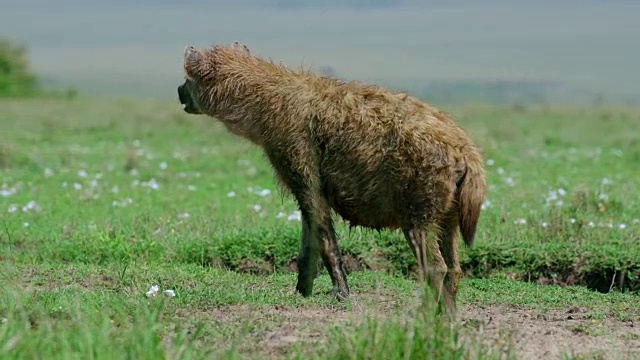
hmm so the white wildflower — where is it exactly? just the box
[497,167,505,175]
[78,169,88,178]
[557,188,566,196]
[187,185,197,191]
[44,168,54,177]
[569,218,576,224]
[486,159,495,166]
[481,200,492,210]
[598,193,608,200]
[159,162,168,170]
[504,177,515,186]
[145,285,160,297]
[227,191,236,197]
[588,221,595,227]
[163,290,176,298]
[619,224,627,229]
[0,187,16,197]
[73,182,82,190]
[142,178,160,190]
[8,204,18,213]
[513,218,527,225]
[541,222,549,228]
[177,212,191,219]
[22,200,41,212]
[287,211,302,221]
[23,222,29,227]
[601,177,613,185]
[252,204,262,212]
[112,198,133,207]
[257,189,271,197]
[111,186,119,194]
[276,212,285,218]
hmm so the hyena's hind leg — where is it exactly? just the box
[317,212,350,300]
[437,206,462,316]
[402,226,448,310]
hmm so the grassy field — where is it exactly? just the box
[1,97,639,359]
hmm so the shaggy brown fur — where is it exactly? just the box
[177,41,487,314]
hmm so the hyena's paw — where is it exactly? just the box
[295,283,313,298]
[326,287,349,301]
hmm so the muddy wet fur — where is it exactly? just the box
[177,41,487,314]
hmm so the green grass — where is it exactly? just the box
[1,97,640,359]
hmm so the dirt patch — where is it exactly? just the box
[461,305,640,360]
[237,258,274,275]
[176,300,639,359]
[173,303,354,359]
[256,305,352,358]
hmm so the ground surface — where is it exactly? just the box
[1,98,639,359]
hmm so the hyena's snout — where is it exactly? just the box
[177,82,202,115]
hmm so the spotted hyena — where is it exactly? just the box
[177,41,486,314]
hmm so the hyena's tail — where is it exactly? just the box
[457,150,486,247]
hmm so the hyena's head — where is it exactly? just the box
[177,41,251,115]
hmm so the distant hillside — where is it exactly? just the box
[3,1,639,104]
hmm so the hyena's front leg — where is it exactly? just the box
[293,192,349,300]
[295,208,320,297]
[265,148,322,297]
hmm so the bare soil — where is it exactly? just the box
[210,302,640,359]
[461,305,640,360]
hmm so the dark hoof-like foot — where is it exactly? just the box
[326,288,349,301]
[295,284,313,298]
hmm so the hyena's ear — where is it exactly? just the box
[183,45,204,78]
[231,41,251,56]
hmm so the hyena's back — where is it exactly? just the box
[310,91,473,231]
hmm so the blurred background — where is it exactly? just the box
[2,0,639,106]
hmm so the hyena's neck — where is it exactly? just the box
[204,57,320,145]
